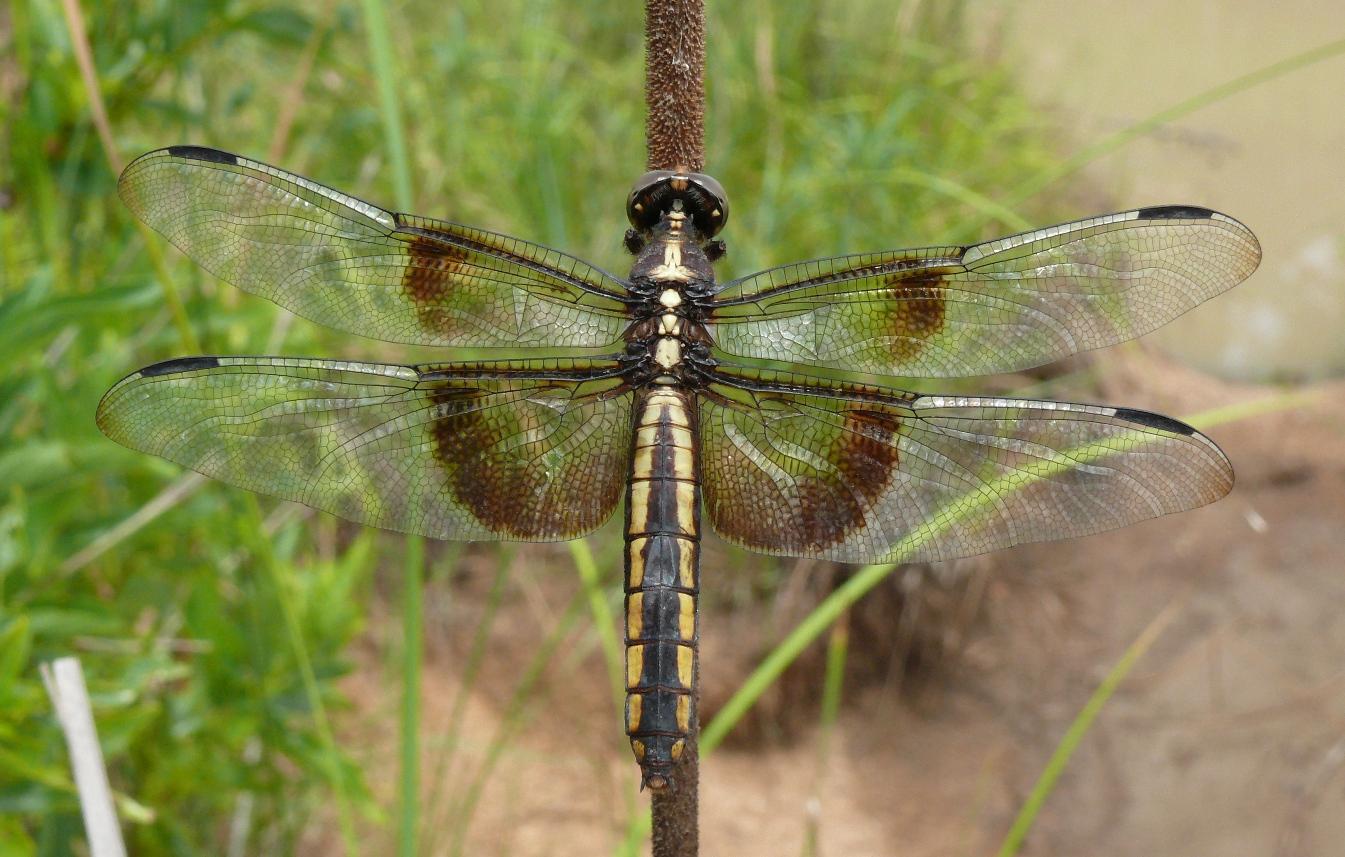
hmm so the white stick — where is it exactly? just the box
[40,657,128,857]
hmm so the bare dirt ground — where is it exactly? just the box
[334,349,1345,856]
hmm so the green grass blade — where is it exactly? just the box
[358,0,414,210]
[245,497,360,855]
[994,600,1182,856]
[801,615,850,857]
[571,537,645,854]
[422,547,514,852]
[818,617,849,761]
[570,538,626,719]
[398,536,424,857]
[58,0,200,353]
[448,586,589,857]
[701,563,895,755]
[888,167,1032,235]
[356,3,418,852]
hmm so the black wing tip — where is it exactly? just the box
[164,145,239,165]
[120,146,242,192]
[139,356,223,377]
[1135,205,1261,275]
[1112,407,1197,436]
[1113,407,1236,496]
[98,356,223,435]
[1135,205,1217,221]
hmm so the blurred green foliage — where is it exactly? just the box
[0,0,1063,853]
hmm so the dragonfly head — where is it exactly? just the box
[626,168,729,241]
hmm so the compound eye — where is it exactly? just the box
[686,172,729,237]
[625,169,730,237]
[626,170,677,230]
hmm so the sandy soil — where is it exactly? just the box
[327,349,1345,856]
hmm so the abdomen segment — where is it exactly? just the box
[624,385,700,790]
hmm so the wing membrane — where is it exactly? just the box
[97,355,632,540]
[699,364,1232,563]
[711,207,1260,377]
[119,147,631,347]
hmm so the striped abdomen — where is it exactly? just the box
[624,384,700,790]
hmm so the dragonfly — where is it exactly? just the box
[98,146,1260,790]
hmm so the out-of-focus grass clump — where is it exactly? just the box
[0,0,1060,852]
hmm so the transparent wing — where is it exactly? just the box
[119,146,631,347]
[699,364,1233,563]
[710,207,1260,377]
[97,355,633,541]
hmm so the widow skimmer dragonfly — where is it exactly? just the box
[98,146,1260,790]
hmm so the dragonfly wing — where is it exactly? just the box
[711,207,1260,377]
[119,146,631,347]
[699,364,1232,563]
[97,355,633,540]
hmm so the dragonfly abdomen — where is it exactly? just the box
[624,384,700,790]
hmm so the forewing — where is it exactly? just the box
[699,365,1232,563]
[119,147,631,347]
[97,356,632,541]
[710,207,1260,377]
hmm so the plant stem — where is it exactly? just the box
[246,497,360,855]
[645,0,707,172]
[802,614,849,855]
[651,739,699,857]
[645,1,706,854]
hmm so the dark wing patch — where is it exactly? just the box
[699,364,1233,563]
[872,271,949,368]
[97,356,632,541]
[710,207,1260,378]
[402,233,475,341]
[425,373,629,539]
[707,404,905,553]
[118,147,632,348]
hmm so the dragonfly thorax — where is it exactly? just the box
[622,308,715,385]
[623,211,718,384]
[652,335,682,372]
[628,215,718,291]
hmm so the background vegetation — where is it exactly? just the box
[1,0,1250,853]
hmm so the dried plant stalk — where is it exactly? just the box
[645,0,705,854]
[645,0,706,171]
